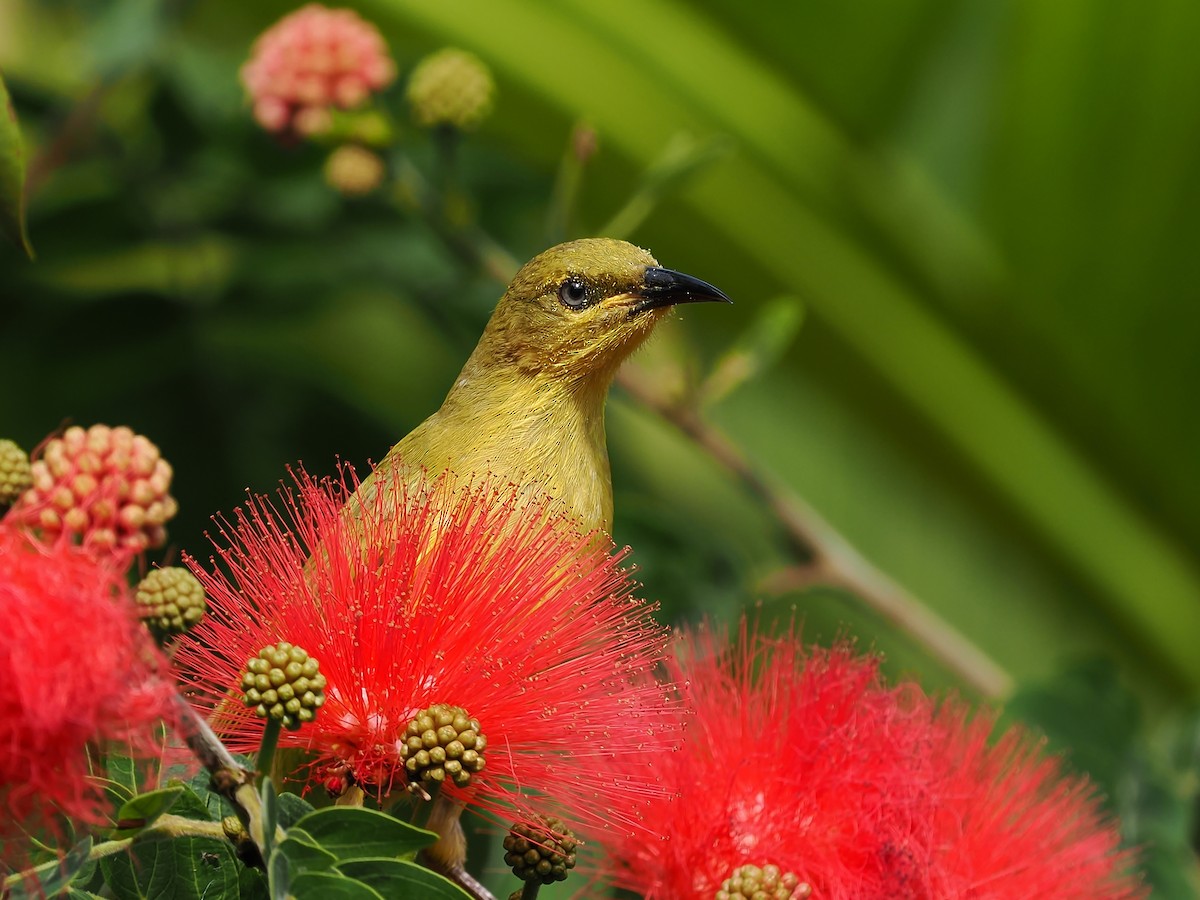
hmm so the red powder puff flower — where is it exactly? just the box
[241,4,397,135]
[174,465,677,842]
[599,624,1144,900]
[923,707,1142,898]
[0,524,174,862]
[7,424,178,566]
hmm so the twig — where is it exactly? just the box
[169,694,273,858]
[443,864,498,900]
[614,367,1013,700]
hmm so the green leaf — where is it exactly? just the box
[101,836,239,900]
[238,866,270,900]
[268,831,339,898]
[111,787,184,838]
[291,808,438,862]
[183,768,236,821]
[277,792,316,829]
[5,837,92,900]
[274,829,337,873]
[288,872,385,900]
[0,70,32,258]
[599,131,735,240]
[163,782,221,823]
[336,859,474,900]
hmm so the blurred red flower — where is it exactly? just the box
[599,623,1145,900]
[175,465,676,840]
[0,524,173,862]
[241,4,396,135]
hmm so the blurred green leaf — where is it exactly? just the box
[1005,661,1200,896]
[700,295,806,405]
[4,838,91,900]
[0,69,32,258]
[599,131,735,239]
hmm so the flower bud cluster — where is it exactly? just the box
[324,144,385,195]
[242,4,396,135]
[0,439,32,506]
[716,864,810,900]
[406,48,494,131]
[241,641,327,730]
[401,703,487,788]
[136,567,206,638]
[16,424,177,557]
[504,816,578,885]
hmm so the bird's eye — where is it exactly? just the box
[558,276,589,309]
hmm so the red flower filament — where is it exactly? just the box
[599,624,1144,900]
[0,525,172,861]
[175,466,677,840]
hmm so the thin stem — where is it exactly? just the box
[614,366,1014,700]
[520,880,542,900]
[390,155,518,284]
[256,718,282,780]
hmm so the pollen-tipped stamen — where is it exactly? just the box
[400,703,487,789]
[716,863,811,900]
[504,815,578,890]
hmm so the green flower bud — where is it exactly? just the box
[406,48,494,130]
[241,641,326,730]
[0,439,32,507]
[715,863,810,900]
[504,815,578,885]
[401,703,487,788]
[136,567,207,638]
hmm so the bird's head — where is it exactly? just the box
[476,238,731,384]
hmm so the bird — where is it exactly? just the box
[354,237,731,535]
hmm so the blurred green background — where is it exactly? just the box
[2,0,1198,892]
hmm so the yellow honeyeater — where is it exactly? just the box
[359,237,730,534]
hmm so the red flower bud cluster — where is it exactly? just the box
[241,4,397,135]
[10,424,177,563]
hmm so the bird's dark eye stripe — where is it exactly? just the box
[558,276,589,309]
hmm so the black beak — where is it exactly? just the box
[633,266,733,314]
